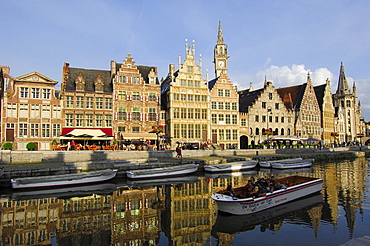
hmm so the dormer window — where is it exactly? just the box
[75,73,85,91]
[94,74,104,92]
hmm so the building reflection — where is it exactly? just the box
[0,158,369,245]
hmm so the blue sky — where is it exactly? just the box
[2,1,370,120]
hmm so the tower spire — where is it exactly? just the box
[336,61,350,95]
[217,20,224,44]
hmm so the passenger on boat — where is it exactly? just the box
[242,180,258,198]
[224,184,235,197]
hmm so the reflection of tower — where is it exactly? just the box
[307,203,323,238]
[216,232,235,246]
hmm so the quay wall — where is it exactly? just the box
[0,146,367,165]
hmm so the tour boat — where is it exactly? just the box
[204,160,258,172]
[126,164,199,179]
[211,175,323,215]
[212,193,323,235]
[11,169,118,189]
[259,157,303,168]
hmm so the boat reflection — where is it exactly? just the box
[212,193,323,237]
[10,183,117,201]
[125,175,199,188]
[259,167,313,174]
[205,170,257,179]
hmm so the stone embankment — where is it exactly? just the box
[0,147,367,178]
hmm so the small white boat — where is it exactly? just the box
[270,159,314,169]
[204,160,258,173]
[211,175,323,215]
[259,157,303,168]
[126,164,199,179]
[11,169,118,189]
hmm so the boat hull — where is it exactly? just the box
[271,160,313,169]
[212,176,323,215]
[259,157,303,168]
[11,169,118,189]
[204,160,258,172]
[126,164,199,179]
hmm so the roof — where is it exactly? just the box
[276,83,306,110]
[208,77,218,90]
[113,62,159,85]
[238,88,264,112]
[65,67,112,93]
[314,84,326,111]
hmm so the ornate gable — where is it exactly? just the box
[15,71,57,85]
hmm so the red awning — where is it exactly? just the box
[61,128,113,136]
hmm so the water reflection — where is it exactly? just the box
[0,157,369,245]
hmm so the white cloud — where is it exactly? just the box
[254,64,334,89]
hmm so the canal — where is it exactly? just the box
[1,157,369,245]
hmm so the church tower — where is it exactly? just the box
[214,21,228,78]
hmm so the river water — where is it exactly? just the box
[1,157,369,246]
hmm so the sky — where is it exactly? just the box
[2,1,370,120]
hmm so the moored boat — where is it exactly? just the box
[204,160,258,172]
[270,159,314,169]
[126,164,199,179]
[211,175,323,215]
[11,169,118,189]
[259,157,303,168]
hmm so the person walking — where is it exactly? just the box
[176,145,182,160]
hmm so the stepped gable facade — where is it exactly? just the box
[110,54,160,141]
[277,72,321,140]
[161,40,211,147]
[61,63,113,137]
[314,79,335,145]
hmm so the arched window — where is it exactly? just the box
[288,128,291,135]
[256,128,260,135]
[281,128,284,135]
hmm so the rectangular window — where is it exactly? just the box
[41,124,50,138]
[262,115,266,122]
[30,104,40,118]
[30,124,39,137]
[195,95,200,101]
[19,123,28,137]
[201,95,207,102]
[132,92,140,101]
[105,115,112,127]
[232,115,237,125]
[180,94,186,101]
[118,107,126,120]
[148,108,156,121]
[194,81,200,87]
[218,102,224,110]
[226,129,231,140]
[218,89,224,97]
[195,124,201,138]
[6,103,16,117]
[202,109,207,119]
[212,114,217,124]
[232,103,237,111]
[173,108,179,118]
[42,105,50,118]
[181,108,187,119]
[188,80,193,87]
[148,93,156,101]
[225,102,231,110]
[173,94,179,100]
[43,89,51,99]
[212,102,217,110]
[255,115,259,122]
[86,114,93,127]
[20,87,29,98]
[225,90,231,97]
[181,124,187,138]
[187,95,193,101]
[233,130,238,140]
[96,115,103,127]
[105,98,112,109]
[275,116,279,123]
[133,77,140,84]
[118,91,126,100]
[52,124,60,137]
[86,97,93,109]
[187,108,194,119]
[19,104,28,118]
[269,93,273,100]
[96,98,103,109]
[188,124,194,138]
[181,80,186,86]
[281,117,285,123]
[195,109,200,119]
[76,96,84,108]
[65,114,73,127]
[219,129,225,140]
[262,102,266,108]
[275,103,279,110]
[174,124,180,138]
[52,105,61,118]
[226,115,231,124]
[76,114,83,127]
[219,114,224,124]
[32,88,40,99]
[241,118,246,127]
[132,107,140,121]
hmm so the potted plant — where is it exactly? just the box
[2,142,13,150]
[26,142,37,151]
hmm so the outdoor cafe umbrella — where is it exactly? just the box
[304,137,320,141]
